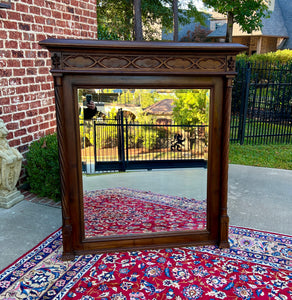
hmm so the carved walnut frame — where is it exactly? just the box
[40,39,246,260]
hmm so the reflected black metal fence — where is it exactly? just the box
[231,61,292,144]
[80,113,208,172]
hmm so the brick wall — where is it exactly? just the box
[0,0,97,183]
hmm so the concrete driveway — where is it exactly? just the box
[0,164,291,270]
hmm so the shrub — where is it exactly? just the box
[237,50,292,64]
[25,133,61,202]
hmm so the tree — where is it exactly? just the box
[173,0,179,42]
[97,0,205,41]
[203,0,270,42]
[180,24,212,42]
[133,0,143,41]
[172,89,209,125]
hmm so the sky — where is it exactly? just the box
[181,0,207,10]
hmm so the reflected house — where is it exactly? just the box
[208,0,292,54]
[143,98,174,125]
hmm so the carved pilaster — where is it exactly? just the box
[219,76,234,248]
[54,75,73,258]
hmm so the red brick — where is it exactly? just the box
[0,114,12,122]
[20,41,31,49]
[55,3,66,12]
[22,60,34,67]
[46,1,55,9]
[3,105,17,114]
[18,103,30,111]
[0,50,11,58]
[21,135,33,144]
[71,0,79,6]
[35,75,46,83]
[7,59,21,68]
[39,122,50,130]
[0,78,8,86]
[6,122,19,130]
[23,32,35,41]
[2,87,16,96]
[0,69,12,77]
[6,132,13,140]
[0,31,8,39]
[41,83,51,90]
[30,101,41,109]
[7,11,21,21]
[0,59,7,68]
[9,77,22,85]
[34,16,46,25]
[72,14,79,21]
[52,10,61,19]
[10,96,23,106]
[39,67,49,74]
[16,3,29,13]
[56,19,66,27]
[5,40,18,48]
[36,34,46,41]
[43,26,53,34]
[13,112,26,121]
[38,107,49,114]
[12,50,24,58]
[23,77,35,84]
[9,139,21,147]
[29,6,40,14]
[22,14,34,23]
[32,24,43,32]
[27,68,38,75]
[36,0,45,7]
[14,68,26,76]
[46,18,56,26]
[41,8,51,17]
[46,127,56,135]
[19,23,31,31]
[25,94,37,102]
[25,51,36,58]
[4,21,17,30]
[16,86,29,94]
[29,85,40,92]
[0,10,7,19]
[20,119,32,127]
[37,51,48,58]
[15,129,27,137]
[27,125,39,133]
[83,10,90,17]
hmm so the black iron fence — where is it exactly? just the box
[80,110,208,173]
[231,61,292,144]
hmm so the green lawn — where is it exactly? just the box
[229,143,292,170]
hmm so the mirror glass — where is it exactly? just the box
[78,88,209,239]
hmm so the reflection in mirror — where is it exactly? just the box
[78,88,209,239]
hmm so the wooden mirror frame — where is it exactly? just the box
[40,39,246,260]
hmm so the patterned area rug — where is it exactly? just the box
[83,188,206,237]
[1,227,292,299]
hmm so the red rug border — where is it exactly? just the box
[0,227,61,274]
[2,225,292,274]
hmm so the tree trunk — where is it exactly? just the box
[173,0,179,42]
[133,0,143,41]
[225,11,234,43]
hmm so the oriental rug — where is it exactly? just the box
[1,227,292,299]
[83,188,206,237]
